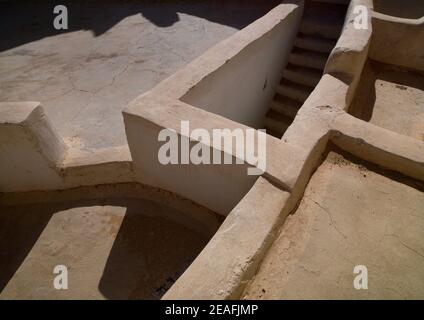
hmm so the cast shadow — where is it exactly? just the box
[0,0,280,52]
[0,203,54,291]
[0,197,212,299]
[98,200,211,300]
[348,60,424,122]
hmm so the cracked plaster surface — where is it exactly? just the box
[243,151,424,299]
[0,2,271,149]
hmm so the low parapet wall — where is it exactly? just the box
[0,102,66,192]
[180,1,303,129]
[124,1,305,216]
[324,0,373,108]
[0,102,133,193]
[370,12,424,72]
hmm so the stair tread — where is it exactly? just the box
[289,48,328,71]
[294,34,337,53]
[274,93,303,108]
[300,3,346,40]
[300,21,343,40]
[270,97,301,119]
[304,1,348,21]
[276,80,313,103]
[266,110,293,123]
[283,64,323,87]
[281,80,313,92]
[265,110,292,136]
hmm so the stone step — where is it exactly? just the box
[300,2,346,40]
[264,110,292,138]
[288,48,328,71]
[276,80,313,103]
[282,64,323,87]
[300,18,343,40]
[269,95,302,119]
[294,34,336,53]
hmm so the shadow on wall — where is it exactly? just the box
[0,0,281,52]
[373,0,424,19]
[98,201,210,299]
[0,197,213,299]
[349,60,424,122]
[0,203,53,292]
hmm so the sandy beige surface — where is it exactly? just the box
[0,0,278,149]
[350,61,424,141]
[0,196,218,299]
[244,150,424,299]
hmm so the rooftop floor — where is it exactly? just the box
[0,184,221,299]
[244,150,424,299]
[0,0,278,149]
[350,61,424,141]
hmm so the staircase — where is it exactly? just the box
[264,0,349,138]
